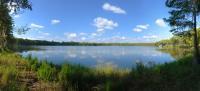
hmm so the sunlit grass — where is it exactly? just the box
[0,53,25,90]
[95,64,129,77]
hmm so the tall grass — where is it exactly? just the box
[0,53,28,90]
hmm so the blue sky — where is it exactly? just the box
[13,0,173,43]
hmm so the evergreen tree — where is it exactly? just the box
[165,0,200,62]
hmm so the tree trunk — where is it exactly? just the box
[0,26,7,50]
[193,11,200,63]
[0,29,3,49]
[3,28,7,49]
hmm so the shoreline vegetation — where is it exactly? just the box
[155,29,200,49]
[1,52,200,91]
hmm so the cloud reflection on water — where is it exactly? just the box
[21,46,175,69]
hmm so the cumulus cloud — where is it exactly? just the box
[14,32,52,41]
[155,19,167,27]
[93,17,118,32]
[79,32,87,36]
[143,35,158,39]
[133,24,150,32]
[103,3,126,14]
[121,36,126,40]
[30,23,44,30]
[96,36,129,43]
[64,33,77,39]
[81,37,86,41]
[51,19,61,24]
[69,33,77,38]
[133,28,142,32]
[43,33,50,36]
[136,24,149,30]
[63,32,104,42]
[38,31,50,36]
[91,33,97,36]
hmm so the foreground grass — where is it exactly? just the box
[0,52,200,91]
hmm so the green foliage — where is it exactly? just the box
[58,64,97,90]
[0,53,29,91]
[165,0,200,61]
[0,0,32,13]
[0,5,13,50]
[111,55,197,91]
[0,0,32,50]
[58,64,70,82]
[155,29,200,48]
[37,61,57,81]
[165,0,200,35]
[0,66,18,88]
[26,55,39,71]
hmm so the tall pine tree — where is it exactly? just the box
[165,0,200,63]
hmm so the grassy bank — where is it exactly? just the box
[0,52,199,91]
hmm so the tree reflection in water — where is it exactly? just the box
[158,48,192,60]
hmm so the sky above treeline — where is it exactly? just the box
[13,0,173,43]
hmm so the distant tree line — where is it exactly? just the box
[16,38,155,46]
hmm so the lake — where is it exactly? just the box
[20,46,175,69]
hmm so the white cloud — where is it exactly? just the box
[68,33,77,38]
[121,36,126,40]
[79,33,87,36]
[91,33,97,36]
[133,28,143,32]
[64,33,77,39]
[63,32,104,42]
[14,15,20,18]
[143,35,158,39]
[133,24,150,32]
[136,24,149,30]
[155,19,167,27]
[97,29,104,32]
[30,23,44,30]
[38,31,50,36]
[51,19,61,24]
[93,17,118,32]
[97,36,129,43]
[43,32,50,36]
[103,3,126,14]
[7,2,17,14]
[81,37,86,41]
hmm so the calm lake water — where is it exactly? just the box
[20,46,175,69]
